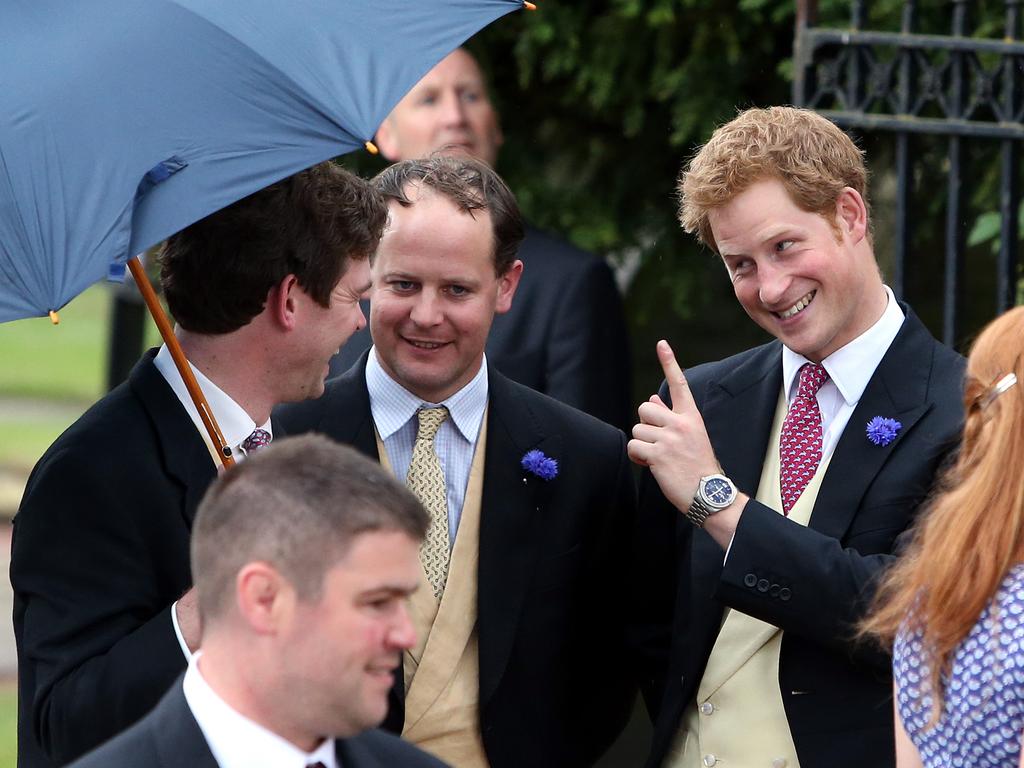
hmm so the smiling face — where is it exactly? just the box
[374,49,503,167]
[370,188,521,402]
[710,177,887,363]
[276,530,420,742]
[285,258,370,401]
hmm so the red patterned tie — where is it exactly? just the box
[779,363,829,515]
[241,428,272,454]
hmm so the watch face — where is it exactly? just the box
[703,477,734,505]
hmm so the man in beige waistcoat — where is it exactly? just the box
[277,154,637,768]
[627,107,965,768]
[328,47,633,433]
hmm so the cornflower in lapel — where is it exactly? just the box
[865,416,902,447]
[521,449,558,480]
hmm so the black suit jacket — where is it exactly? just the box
[630,307,965,768]
[328,225,632,431]
[67,677,450,768]
[276,356,638,768]
[12,352,218,767]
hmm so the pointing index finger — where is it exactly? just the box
[657,340,694,415]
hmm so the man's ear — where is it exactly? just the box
[494,259,523,315]
[374,118,401,162]
[235,562,293,636]
[267,274,300,331]
[835,187,868,244]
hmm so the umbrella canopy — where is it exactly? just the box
[0,0,523,322]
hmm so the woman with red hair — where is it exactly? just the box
[863,305,1024,767]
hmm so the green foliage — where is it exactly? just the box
[343,1,1022,392]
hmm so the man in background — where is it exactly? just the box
[330,47,632,432]
[70,435,447,768]
[13,163,387,767]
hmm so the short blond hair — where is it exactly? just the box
[678,106,869,252]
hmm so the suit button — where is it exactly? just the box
[703,755,718,767]
[700,701,714,715]
[744,573,757,587]
[680,674,686,689]
[757,578,770,592]
[769,583,781,597]
[772,759,788,768]
[779,588,792,601]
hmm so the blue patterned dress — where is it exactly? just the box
[893,564,1024,767]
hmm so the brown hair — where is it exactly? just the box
[372,154,524,275]
[160,162,386,334]
[860,306,1024,718]
[191,434,428,622]
[678,106,870,252]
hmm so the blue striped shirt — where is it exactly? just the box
[365,348,488,543]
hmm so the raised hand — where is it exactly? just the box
[628,340,723,515]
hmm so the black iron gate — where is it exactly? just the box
[793,0,1023,345]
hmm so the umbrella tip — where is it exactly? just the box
[364,140,379,155]
[523,1,537,9]
[48,310,60,325]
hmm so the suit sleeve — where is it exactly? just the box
[544,257,632,432]
[13,443,188,764]
[626,465,679,718]
[715,424,958,667]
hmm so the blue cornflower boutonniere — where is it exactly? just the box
[866,416,902,447]
[521,449,558,480]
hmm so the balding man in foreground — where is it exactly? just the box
[70,435,448,768]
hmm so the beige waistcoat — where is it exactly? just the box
[376,412,490,768]
[667,389,834,768]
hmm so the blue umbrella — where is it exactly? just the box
[0,0,526,323]
[0,0,528,464]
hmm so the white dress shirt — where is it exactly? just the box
[365,347,487,542]
[154,344,273,459]
[781,285,905,463]
[182,654,338,768]
[723,286,904,561]
[154,344,273,658]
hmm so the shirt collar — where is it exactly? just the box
[182,654,338,768]
[782,285,905,406]
[365,347,488,443]
[154,344,272,453]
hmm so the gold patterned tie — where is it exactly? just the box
[407,407,450,598]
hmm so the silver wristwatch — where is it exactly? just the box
[685,473,738,528]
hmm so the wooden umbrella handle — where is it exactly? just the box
[127,256,235,469]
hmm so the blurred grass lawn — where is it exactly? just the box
[0,287,109,403]
[0,286,160,470]
[0,683,14,768]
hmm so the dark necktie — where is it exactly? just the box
[779,363,828,515]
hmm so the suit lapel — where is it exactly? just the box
[315,352,380,462]
[809,309,935,539]
[152,680,220,768]
[477,369,557,705]
[130,351,217,526]
[701,343,783,494]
